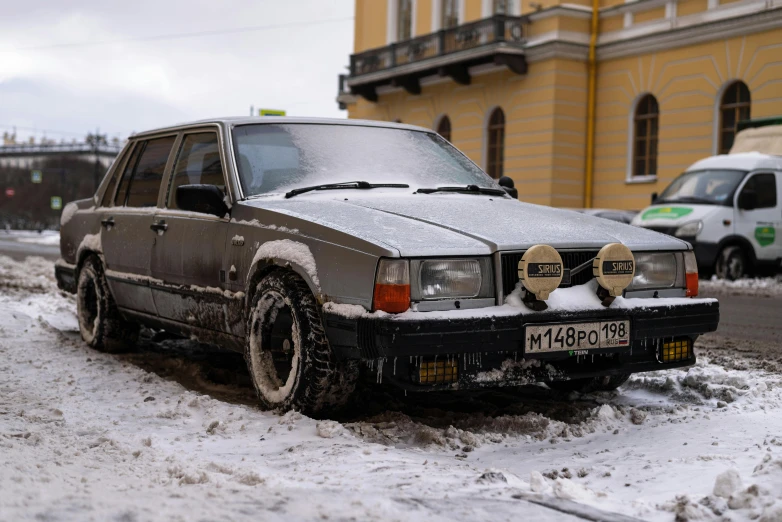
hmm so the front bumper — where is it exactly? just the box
[324,300,719,389]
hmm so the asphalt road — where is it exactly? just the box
[0,237,779,343]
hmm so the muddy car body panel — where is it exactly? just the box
[57,117,719,402]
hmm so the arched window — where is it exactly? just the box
[487,108,505,179]
[719,81,751,154]
[436,116,452,142]
[633,94,659,178]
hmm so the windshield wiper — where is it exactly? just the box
[656,196,716,205]
[415,185,508,196]
[284,181,409,199]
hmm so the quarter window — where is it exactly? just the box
[113,143,143,206]
[633,94,659,178]
[441,0,459,28]
[103,144,137,207]
[741,173,777,209]
[124,136,176,207]
[487,108,505,179]
[719,81,751,154]
[169,133,225,209]
[397,0,412,41]
[437,116,452,142]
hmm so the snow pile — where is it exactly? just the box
[701,275,782,297]
[250,239,320,290]
[623,356,781,408]
[0,254,58,294]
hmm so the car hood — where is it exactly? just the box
[632,204,724,228]
[242,193,687,256]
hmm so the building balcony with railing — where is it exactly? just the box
[340,13,530,104]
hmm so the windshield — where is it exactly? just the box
[232,123,497,197]
[657,169,747,205]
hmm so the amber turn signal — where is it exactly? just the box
[684,251,699,297]
[372,259,410,313]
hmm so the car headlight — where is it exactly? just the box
[627,252,678,290]
[675,221,703,238]
[419,259,482,299]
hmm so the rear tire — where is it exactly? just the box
[76,255,139,353]
[244,270,357,416]
[548,373,631,393]
[715,245,748,280]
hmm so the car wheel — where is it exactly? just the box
[548,373,631,393]
[245,270,358,416]
[715,245,748,280]
[76,255,139,352]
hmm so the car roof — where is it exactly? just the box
[686,152,782,172]
[129,117,436,139]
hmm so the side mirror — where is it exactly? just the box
[738,190,757,211]
[651,192,658,204]
[498,176,518,199]
[176,184,228,217]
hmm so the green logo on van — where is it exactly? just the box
[755,227,775,247]
[641,207,694,220]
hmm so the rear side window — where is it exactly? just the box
[112,143,142,206]
[168,132,225,209]
[742,173,777,209]
[124,136,176,207]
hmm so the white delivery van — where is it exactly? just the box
[633,125,782,279]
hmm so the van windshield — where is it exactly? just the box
[657,169,747,206]
[232,123,496,197]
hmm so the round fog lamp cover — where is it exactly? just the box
[593,243,635,297]
[517,244,564,300]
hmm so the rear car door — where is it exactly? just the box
[149,130,235,333]
[734,172,781,261]
[101,135,176,315]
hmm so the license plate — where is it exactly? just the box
[525,320,630,354]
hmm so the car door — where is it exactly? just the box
[149,130,235,333]
[100,135,177,315]
[734,171,781,261]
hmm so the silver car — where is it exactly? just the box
[56,118,719,415]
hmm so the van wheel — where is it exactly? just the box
[244,270,358,416]
[715,246,748,280]
[548,373,631,393]
[76,255,139,353]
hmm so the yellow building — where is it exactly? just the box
[337,0,782,209]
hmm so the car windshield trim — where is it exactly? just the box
[231,123,499,198]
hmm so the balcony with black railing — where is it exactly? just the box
[343,14,529,103]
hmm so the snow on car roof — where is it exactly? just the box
[130,117,435,138]
[686,152,782,172]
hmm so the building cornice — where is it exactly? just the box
[598,5,782,60]
[526,40,589,63]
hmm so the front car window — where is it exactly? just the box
[658,169,747,206]
[169,132,225,209]
[232,124,497,197]
[741,173,777,209]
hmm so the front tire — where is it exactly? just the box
[76,255,139,352]
[715,245,748,280]
[244,270,357,416]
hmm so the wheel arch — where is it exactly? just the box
[716,234,757,267]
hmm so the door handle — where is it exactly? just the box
[101,217,115,228]
[150,220,168,233]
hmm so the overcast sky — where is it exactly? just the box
[0,0,354,143]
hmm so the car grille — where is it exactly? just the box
[500,250,600,297]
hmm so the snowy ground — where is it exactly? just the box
[2,256,782,521]
[700,275,782,298]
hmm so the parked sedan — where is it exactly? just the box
[56,118,719,415]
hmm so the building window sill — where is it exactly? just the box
[625,175,657,184]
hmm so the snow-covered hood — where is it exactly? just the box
[632,204,725,228]
[243,193,687,256]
